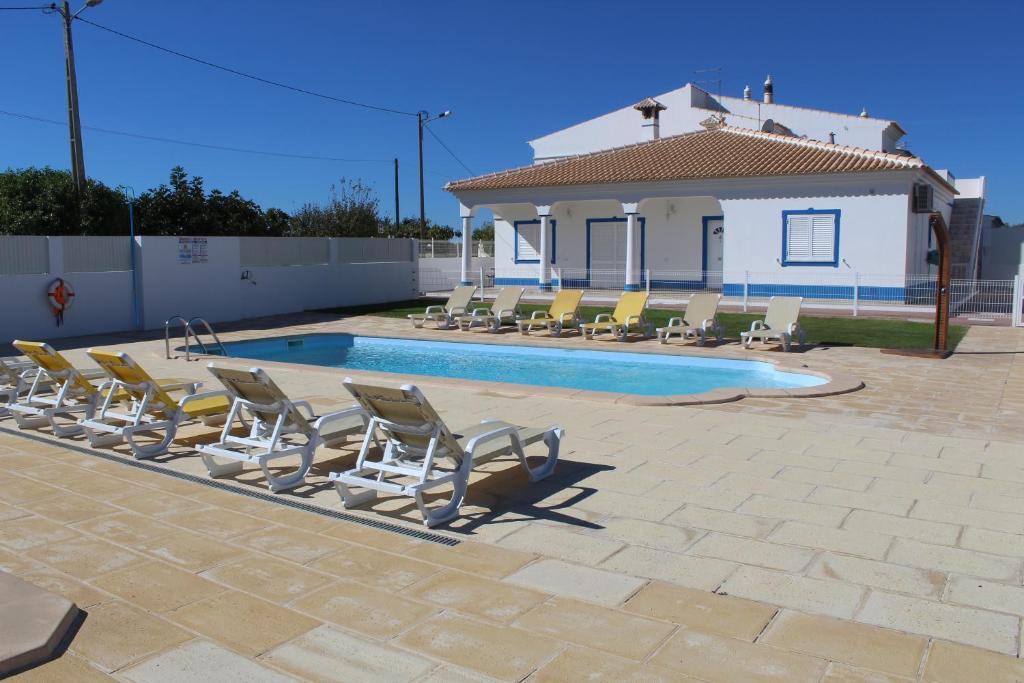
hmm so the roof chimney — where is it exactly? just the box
[633,97,668,141]
[743,85,751,101]
[763,74,774,104]
[859,107,869,118]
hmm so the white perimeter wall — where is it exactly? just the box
[0,236,418,345]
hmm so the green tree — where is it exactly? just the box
[472,220,494,241]
[288,179,383,237]
[0,167,127,235]
[384,217,455,241]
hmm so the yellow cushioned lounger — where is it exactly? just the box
[579,292,652,341]
[518,289,585,336]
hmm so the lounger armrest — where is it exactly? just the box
[750,320,766,331]
[624,314,643,327]
[558,312,577,323]
[448,306,469,317]
[666,317,683,327]
[702,318,716,331]
[424,305,444,315]
[463,424,520,458]
[313,405,366,433]
[469,306,490,316]
[179,389,230,410]
[529,310,550,320]
[292,400,316,419]
[497,308,517,320]
[594,313,612,323]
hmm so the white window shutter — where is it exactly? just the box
[517,223,539,260]
[787,212,835,263]
[787,215,813,260]
[810,214,836,260]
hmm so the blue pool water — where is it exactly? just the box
[216,334,825,397]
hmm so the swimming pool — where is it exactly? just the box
[216,334,826,397]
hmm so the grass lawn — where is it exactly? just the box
[319,299,968,350]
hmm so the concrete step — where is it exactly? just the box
[0,570,79,676]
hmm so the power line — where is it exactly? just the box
[0,5,50,9]
[424,125,474,176]
[0,109,393,163]
[75,16,418,118]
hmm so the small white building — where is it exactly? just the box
[446,79,988,301]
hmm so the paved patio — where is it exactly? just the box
[3,313,1024,681]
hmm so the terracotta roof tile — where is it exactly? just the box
[447,126,948,193]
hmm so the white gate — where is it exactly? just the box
[1013,275,1023,327]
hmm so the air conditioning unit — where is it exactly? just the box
[912,184,934,213]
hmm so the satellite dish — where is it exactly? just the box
[761,118,775,133]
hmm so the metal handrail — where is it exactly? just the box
[164,316,188,359]
[185,317,228,360]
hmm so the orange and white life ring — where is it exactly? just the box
[47,278,75,326]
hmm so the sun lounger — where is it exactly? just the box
[455,287,525,332]
[79,350,232,458]
[580,292,652,341]
[518,289,585,336]
[8,341,152,437]
[1,358,47,418]
[408,285,477,329]
[656,292,724,345]
[740,296,806,351]
[197,364,370,492]
[330,378,563,527]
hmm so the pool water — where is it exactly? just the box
[216,334,825,397]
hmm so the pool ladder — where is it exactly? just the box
[165,316,228,361]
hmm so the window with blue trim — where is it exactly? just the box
[513,219,556,264]
[782,209,840,266]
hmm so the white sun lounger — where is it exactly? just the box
[656,292,724,345]
[740,296,806,351]
[197,364,370,492]
[79,349,232,459]
[455,287,525,332]
[330,378,563,528]
[1,358,46,418]
[408,286,477,329]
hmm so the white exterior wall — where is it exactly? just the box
[0,237,418,345]
[530,84,899,160]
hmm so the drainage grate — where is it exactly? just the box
[0,425,460,547]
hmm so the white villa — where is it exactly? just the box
[445,78,987,301]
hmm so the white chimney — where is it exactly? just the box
[743,85,751,101]
[632,97,668,142]
[859,107,869,118]
[763,75,774,104]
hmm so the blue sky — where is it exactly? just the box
[1,0,1022,226]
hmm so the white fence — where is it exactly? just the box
[0,236,418,343]
[418,240,494,258]
[420,263,1024,322]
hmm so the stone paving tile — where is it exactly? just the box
[820,662,914,683]
[709,472,816,502]
[409,570,548,624]
[72,512,178,546]
[970,492,1024,516]
[805,487,914,516]
[406,540,536,579]
[911,500,1024,535]
[0,515,81,551]
[25,536,146,579]
[309,544,439,591]
[600,544,736,590]
[90,560,226,612]
[767,522,892,560]
[867,479,973,508]
[921,639,1024,683]
[497,524,623,565]
[158,507,272,540]
[945,575,1024,617]
[650,627,828,682]
[688,532,816,572]
[506,559,646,606]
[530,646,680,682]
[665,504,780,538]
[720,566,866,620]
[118,639,295,683]
[887,538,1021,582]
[623,580,776,641]
[70,600,191,673]
[200,555,335,605]
[17,492,119,523]
[18,565,108,608]
[0,474,67,504]
[856,591,1019,654]
[959,527,1024,558]
[513,596,676,660]
[130,529,249,572]
[807,553,945,598]
[589,516,702,552]
[397,611,561,681]
[291,579,437,639]
[168,590,320,657]
[737,495,851,527]
[262,624,434,683]
[232,525,349,565]
[5,653,114,682]
[776,466,873,492]
[111,491,207,517]
[843,510,961,546]
[761,610,927,678]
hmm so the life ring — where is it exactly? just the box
[47,278,75,326]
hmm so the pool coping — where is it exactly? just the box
[179,328,864,407]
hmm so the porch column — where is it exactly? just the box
[623,202,640,291]
[537,204,552,290]
[459,204,473,286]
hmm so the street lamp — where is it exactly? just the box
[417,110,451,241]
[46,0,104,195]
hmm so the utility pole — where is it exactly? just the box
[61,0,87,195]
[416,110,451,243]
[393,158,400,232]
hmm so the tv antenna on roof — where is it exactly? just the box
[693,66,723,103]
